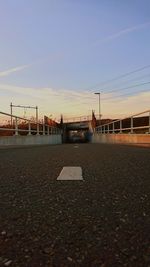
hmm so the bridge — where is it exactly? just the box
[0,109,150,267]
[1,109,150,145]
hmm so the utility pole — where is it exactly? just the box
[36,106,38,123]
[94,92,101,125]
[10,103,39,123]
[10,102,13,125]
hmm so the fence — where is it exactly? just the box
[95,110,150,134]
[0,111,61,136]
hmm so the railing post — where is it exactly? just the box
[149,112,150,134]
[28,121,31,135]
[37,123,39,135]
[47,126,50,135]
[15,117,18,135]
[113,122,115,133]
[104,125,105,134]
[100,126,102,134]
[43,123,45,135]
[120,120,122,133]
[131,117,133,134]
[108,124,109,134]
[51,127,53,135]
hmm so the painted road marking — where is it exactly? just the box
[74,145,79,148]
[57,167,83,180]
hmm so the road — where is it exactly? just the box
[0,143,150,267]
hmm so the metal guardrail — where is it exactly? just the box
[0,111,61,136]
[95,110,150,134]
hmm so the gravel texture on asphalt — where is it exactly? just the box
[0,143,150,267]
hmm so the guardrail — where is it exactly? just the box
[0,111,61,136]
[95,110,150,134]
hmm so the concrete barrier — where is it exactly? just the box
[0,134,62,146]
[92,133,150,145]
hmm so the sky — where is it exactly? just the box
[0,0,150,121]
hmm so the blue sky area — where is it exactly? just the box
[0,0,150,119]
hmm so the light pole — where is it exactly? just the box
[94,92,101,125]
[10,102,13,125]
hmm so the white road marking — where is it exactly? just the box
[57,166,83,180]
[74,145,79,148]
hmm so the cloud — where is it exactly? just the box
[94,21,150,45]
[0,64,30,77]
[0,83,149,120]
[0,53,64,78]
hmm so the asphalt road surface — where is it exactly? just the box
[0,143,150,267]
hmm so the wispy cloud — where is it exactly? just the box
[0,53,64,78]
[0,83,149,119]
[0,64,30,77]
[94,21,150,45]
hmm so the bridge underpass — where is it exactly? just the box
[0,143,150,267]
[63,120,92,143]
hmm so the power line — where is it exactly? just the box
[68,80,150,102]
[55,88,150,109]
[102,81,150,95]
[47,80,150,109]
[88,80,150,99]
[99,72,150,92]
[102,88,150,101]
[85,64,150,91]
[70,84,150,105]
[79,88,150,105]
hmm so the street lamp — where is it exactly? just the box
[94,92,101,125]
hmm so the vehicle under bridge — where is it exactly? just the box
[62,120,94,143]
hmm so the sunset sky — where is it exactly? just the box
[0,0,150,120]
